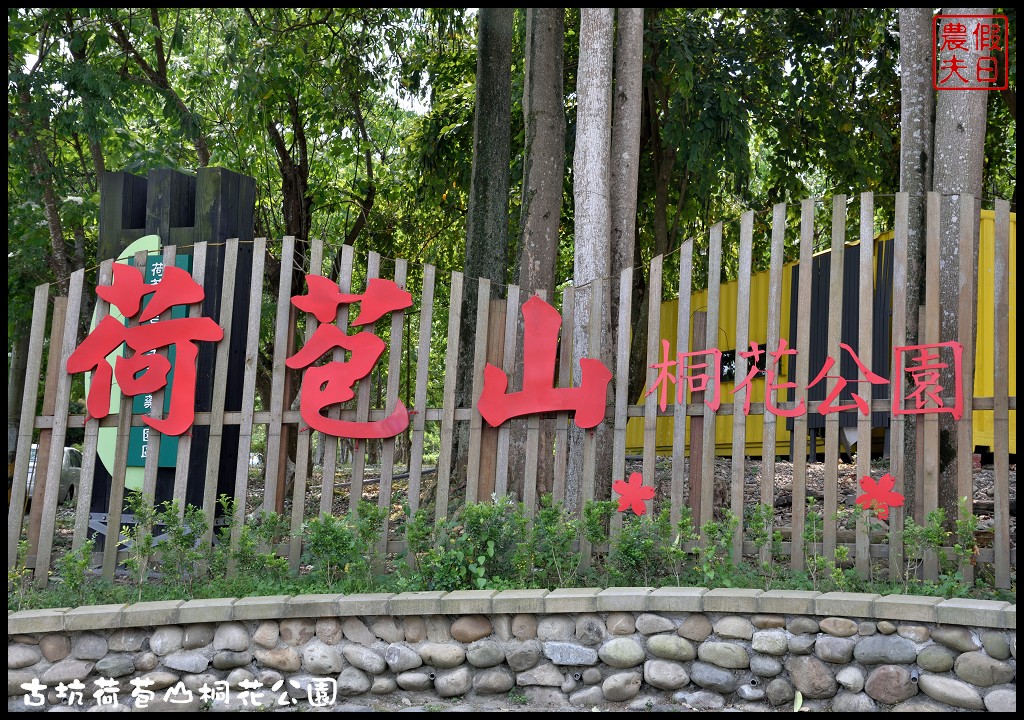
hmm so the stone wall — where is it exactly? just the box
[6,588,1016,712]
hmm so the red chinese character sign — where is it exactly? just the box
[646,339,722,412]
[286,274,413,439]
[893,342,964,420]
[645,338,965,421]
[933,14,1009,90]
[477,295,612,429]
[67,263,223,436]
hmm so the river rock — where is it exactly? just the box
[344,645,386,675]
[602,672,642,702]
[916,644,956,672]
[815,635,856,664]
[434,666,471,697]
[714,616,754,640]
[506,640,542,671]
[864,665,918,704]
[953,651,1015,687]
[929,627,979,652]
[833,691,878,712]
[819,617,858,637]
[647,635,695,661]
[917,674,984,710]
[643,659,689,690]
[598,638,645,668]
[678,614,712,642]
[451,615,491,643]
[697,641,749,669]
[418,642,466,669]
[466,640,506,668]
[853,635,917,664]
[689,662,736,693]
[786,656,837,699]
[213,622,250,652]
[751,629,788,656]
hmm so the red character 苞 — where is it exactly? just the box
[478,295,612,429]
[286,274,413,438]
[67,263,223,436]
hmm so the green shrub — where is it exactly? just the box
[404,494,528,590]
[301,500,386,592]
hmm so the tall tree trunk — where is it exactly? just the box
[897,7,936,521]
[607,7,645,500]
[453,7,514,496]
[932,8,990,524]
[628,67,676,405]
[609,6,644,353]
[509,7,566,500]
[567,8,614,513]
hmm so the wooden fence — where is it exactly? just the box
[8,192,1016,589]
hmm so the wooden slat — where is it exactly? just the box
[349,252,381,512]
[760,205,786,564]
[262,236,296,514]
[915,306,926,526]
[888,194,909,578]
[376,259,408,559]
[465,278,491,505]
[822,195,847,562]
[228,238,267,575]
[922,192,941,580]
[476,299,505,499]
[7,284,50,568]
[688,312,708,525]
[730,211,754,561]
[72,261,113,552]
[579,277,605,565]
[27,295,66,560]
[671,241,694,530]
[790,199,815,571]
[102,251,149,581]
[855,192,874,575]
[992,199,1011,588]
[200,236,239,533]
[552,286,575,504]
[319,244,354,517]
[612,268,635,537]
[955,193,977,583]
[523,288,548,523]
[434,271,464,521]
[406,263,436,517]
[494,284,520,497]
[172,242,208,512]
[141,245,178,503]
[289,238,323,571]
[699,223,723,534]
[643,255,663,516]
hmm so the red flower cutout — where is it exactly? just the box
[855,473,904,520]
[612,472,656,516]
